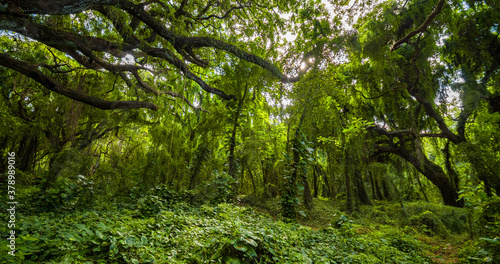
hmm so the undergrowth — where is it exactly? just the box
[1,187,497,263]
[1,189,432,264]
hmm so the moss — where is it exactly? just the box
[368,209,392,224]
[404,202,468,234]
[409,210,450,237]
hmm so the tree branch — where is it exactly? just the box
[0,13,134,58]
[391,0,446,51]
[162,90,208,113]
[199,2,251,21]
[1,0,303,112]
[419,132,448,138]
[1,0,114,15]
[114,0,298,82]
[0,53,158,111]
[174,0,188,17]
[367,125,415,138]
[144,47,235,100]
[408,91,461,143]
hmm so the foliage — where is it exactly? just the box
[1,0,499,263]
[29,174,95,212]
[409,211,449,237]
[281,131,314,219]
[192,170,238,205]
[0,199,433,264]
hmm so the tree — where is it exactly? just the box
[344,0,500,206]
[0,0,304,111]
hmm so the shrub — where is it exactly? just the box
[193,171,237,205]
[133,185,193,217]
[137,195,164,217]
[409,210,449,237]
[33,174,95,212]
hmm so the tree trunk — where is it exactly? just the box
[374,176,384,200]
[381,177,391,201]
[247,165,257,195]
[405,152,463,207]
[443,142,460,191]
[326,153,336,198]
[293,106,313,209]
[301,174,313,209]
[323,166,333,198]
[261,159,270,197]
[374,139,463,207]
[345,172,353,214]
[369,171,378,200]
[354,170,372,205]
[313,164,319,198]
[228,85,247,179]
[17,135,38,172]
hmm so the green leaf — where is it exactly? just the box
[125,236,136,247]
[96,230,105,240]
[109,243,118,255]
[480,237,500,245]
[244,238,258,247]
[234,242,248,252]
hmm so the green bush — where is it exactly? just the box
[32,174,95,212]
[409,210,449,237]
[133,185,193,217]
[193,170,237,205]
[368,209,392,224]
[478,197,500,263]
[137,195,164,217]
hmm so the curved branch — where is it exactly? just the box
[409,91,461,143]
[199,2,251,21]
[176,36,284,79]
[145,47,235,100]
[2,0,302,112]
[0,13,134,57]
[174,0,188,17]
[354,87,399,100]
[94,6,234,100]
[114,0,297,82]
[367,125,415,138]
[132,69,207,112]
[131,70,159,95]
[1,0,114,15]
[162,90,208,113]
[0,53,158,111]
[391,0,446,51]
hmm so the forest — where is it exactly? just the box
[0,0,499,263]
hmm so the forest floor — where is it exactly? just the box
[240,196,474,264]
[0,188,490,263]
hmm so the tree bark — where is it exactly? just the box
[375,143,463,207]
[344,146,353,214]
[381,177,391,201]
[374,176,384,200]
[17,135,38,172]
[0,53,158,111]
[354,170,373,205]
[313,164,319,198]
[246,164,257,195]
[228,86,247,179]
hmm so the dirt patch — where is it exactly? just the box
[418,236,460,263]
